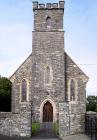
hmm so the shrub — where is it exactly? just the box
[32,122,40,134]
[53,122,59,136]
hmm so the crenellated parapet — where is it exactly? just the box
[33,1,65,10]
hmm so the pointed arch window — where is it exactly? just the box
[70,79,75,101]
[21,79,27,102]
[46,16,51,30]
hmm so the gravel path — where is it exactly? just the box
[0,134,91,140]
[32,122,56,138]
[31,134,91,140]
[63,134,91,140]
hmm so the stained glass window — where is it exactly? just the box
[21,79,27,102]
[70,79,75,101]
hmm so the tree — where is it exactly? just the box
[0,76,12,112]
[86,95,97,112]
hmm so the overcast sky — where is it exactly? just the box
[0,0,97,96]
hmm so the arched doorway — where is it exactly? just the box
[43,101,53,122]
[40,99,57,123]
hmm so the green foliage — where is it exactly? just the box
[53,122,59,136]
[0,77,12,97]
[0,76,12,111]
[86,96,97,112]
[32,122,40,134]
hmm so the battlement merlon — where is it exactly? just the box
[33,1,65,10]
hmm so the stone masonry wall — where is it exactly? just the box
[59,102,70,139]
[65,53,88,135]
[59,102,86,140]
[32,31,65,122]
[20,102,31,137]
[32,1,65,122]
[10,54,32,113]
[0,112,20,136]
[59,53,88,140]
[0,102,31,137]
[65,52,88,102]
[9,51,88,135]
[33,1,64,31]
[69,104,86,134]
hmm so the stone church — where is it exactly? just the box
[0,1,89,139]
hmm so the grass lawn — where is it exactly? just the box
[53,122,59,136]
[32,122,40,135]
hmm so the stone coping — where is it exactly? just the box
[86,111,97,115]
[33,1,64,10]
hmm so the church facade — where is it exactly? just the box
[0,1,89,139]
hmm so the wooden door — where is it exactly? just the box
[43,101,53,122]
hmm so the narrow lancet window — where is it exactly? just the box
[46,66,50,84]
[21,79,27,102]
[70,79,75,101]
[46,16,51,30]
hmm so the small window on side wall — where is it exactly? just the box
[45,65,53,86]
[70,79,75,101]
[21,79,27,102]
[46,16,51,30]
[46,66,50,84]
